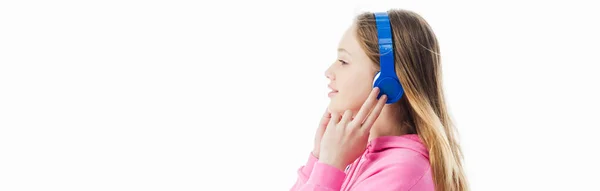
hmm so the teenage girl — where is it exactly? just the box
[290,9,469,191]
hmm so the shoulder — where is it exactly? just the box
[366,134,430,175]
[351,134,435,190]
[370,146,431,178]
[356,147,434,190]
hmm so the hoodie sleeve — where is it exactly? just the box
[290,153,347,191]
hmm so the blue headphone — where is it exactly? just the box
[373,12,404,104]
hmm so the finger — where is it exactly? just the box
[362,95,387,131]
[319,108,332,126]
[353,87,380,124]
[339,110,353,127]
[328,111,342,127]
[323,108,332,118]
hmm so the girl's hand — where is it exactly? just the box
[318,87,387,171]
[312,108,331,158]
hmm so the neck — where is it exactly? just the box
[368,104,411,142]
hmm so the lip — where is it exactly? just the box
[328,91,338,98]
[328,84,338,91]
[327,84,338,98]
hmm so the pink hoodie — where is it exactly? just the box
[290,134,434,191]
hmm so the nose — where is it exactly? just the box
[325,63,335,80]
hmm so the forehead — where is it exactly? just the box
[338,24,362,55]
[337,24,375,70]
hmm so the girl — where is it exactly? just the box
[290,9,468,191]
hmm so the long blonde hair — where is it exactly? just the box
[355,9,469,191]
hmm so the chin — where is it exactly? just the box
[327,100,354,114]
[327,101,342,114]
[330,98,367,116]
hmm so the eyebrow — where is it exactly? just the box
[337,48,351,55]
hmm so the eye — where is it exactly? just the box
[338,59,348,65]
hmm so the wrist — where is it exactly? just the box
[318,158,346,172]
[311,150,319,158]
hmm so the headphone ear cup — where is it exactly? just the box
[386,79,404,104]
[373,72,404,104]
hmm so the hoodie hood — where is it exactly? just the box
[366,134,429,159]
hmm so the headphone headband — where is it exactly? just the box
[374,12,396,78]
[372,12,404,104]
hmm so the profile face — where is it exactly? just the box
[325,24,378,114]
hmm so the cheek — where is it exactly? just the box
[344,76,373,97]
[330,77,373,112]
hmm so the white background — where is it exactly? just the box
[1,0,599,190]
